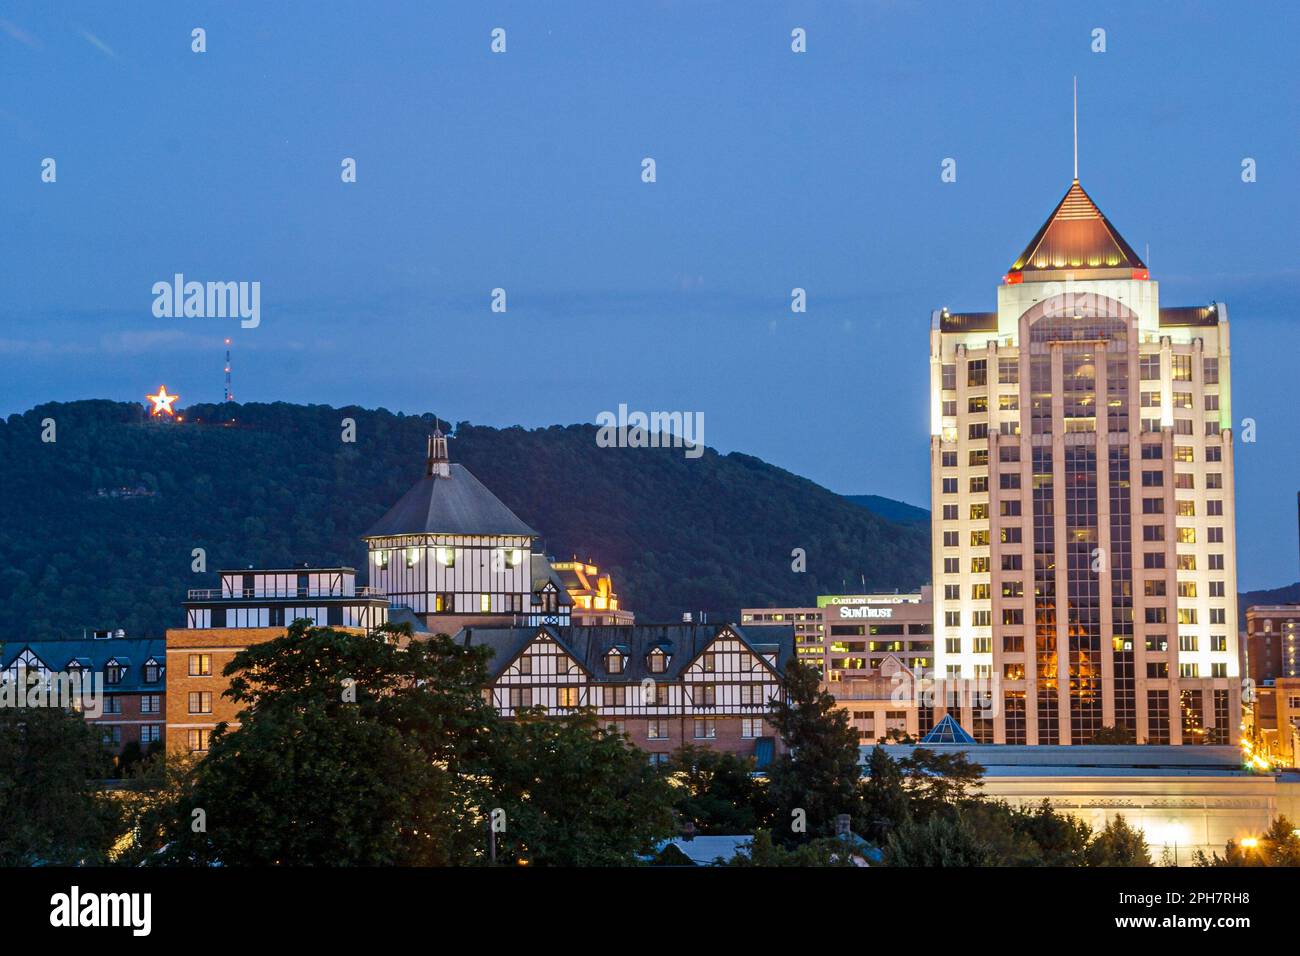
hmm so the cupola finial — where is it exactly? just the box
[426,418,450,478]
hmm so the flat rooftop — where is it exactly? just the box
[867,744,1248,776]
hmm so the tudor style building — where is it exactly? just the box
[363,426,572,634]
[1,631,166,754]
[166,430,581,753]
[930,176,1240,745]
[460,622,795,765]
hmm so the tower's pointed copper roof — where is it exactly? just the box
[1006,180,1147,282]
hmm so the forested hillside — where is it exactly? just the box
[0,400,932,639]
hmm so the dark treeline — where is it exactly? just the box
[0,399,930,639]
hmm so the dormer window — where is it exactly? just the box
[647,648,669,674]
[606,650,625,674]
[104,659,124,685]
[144,658,161,683]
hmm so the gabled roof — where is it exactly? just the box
[920,713,977,745]
[1007,180,1146,280]
[530,554,573,605]
[0,637,166,693]
[364,463,537,538]
[459,623,796,683]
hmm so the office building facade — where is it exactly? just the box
[930,177,1240,745]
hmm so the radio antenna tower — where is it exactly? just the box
[223,338,233,402]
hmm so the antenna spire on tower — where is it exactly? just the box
[223,338,233,402]
[1073,76,1079,181]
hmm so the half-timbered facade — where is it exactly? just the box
[461,623,795,764]
[363,427,571,633]
[1,633,166,755]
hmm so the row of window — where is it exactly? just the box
[942,445,1224,468]
[943,601,1230,626]
[629,717,766,740]
[940,525,1226,549]
[517,646,678,676]
[374,546,525,571]
[943,355,1219,390]
[996,660,1231,680]
[101,694,163,715]
[505,683,770,709]
[102,724,163,747]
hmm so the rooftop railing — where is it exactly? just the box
[186,586,387,601]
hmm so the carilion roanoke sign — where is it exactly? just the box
[816,594,913,608]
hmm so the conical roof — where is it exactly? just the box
[1007,180,1146,281]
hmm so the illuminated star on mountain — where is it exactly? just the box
[146,385,179,416]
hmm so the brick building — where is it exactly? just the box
[166,567,388,753]
[1243,604,1300,766]
[1,631,166,753]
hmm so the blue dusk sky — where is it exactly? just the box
[1,2,1296,589]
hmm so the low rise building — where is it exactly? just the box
[166,567,388,754]
[460,622,795,765]
[819,589,934,682]
[1244,605,1300,685]
[870,742,1300,862]
[1242,605,1300,767]
[740,607,825,662]
[1,631,166,754]
[743,589,935,742]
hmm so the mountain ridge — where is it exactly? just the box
[0,399,932,639]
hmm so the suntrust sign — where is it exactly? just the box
[837,606,893,620]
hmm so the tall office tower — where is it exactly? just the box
[929,177,1239,746]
